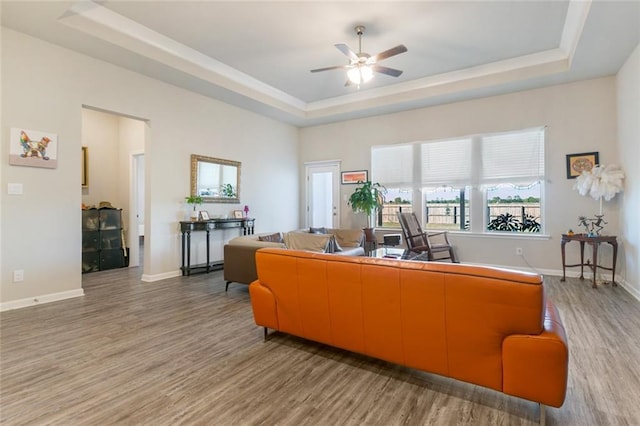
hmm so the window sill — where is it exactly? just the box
[377,227,551,240]
[448,231,551,240]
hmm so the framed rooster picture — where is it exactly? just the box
[9,128,58,169]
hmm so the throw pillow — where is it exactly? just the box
[284,232,331,252]
[309,227,327,234]
[331,229,365,248]
[258,232,284,243]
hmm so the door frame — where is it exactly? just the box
[304,160,341,229]
[128,150,144,267]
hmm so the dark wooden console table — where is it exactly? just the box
[180,218,255,276]
[560,233,618,288]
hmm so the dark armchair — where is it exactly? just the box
[397,211,458,262]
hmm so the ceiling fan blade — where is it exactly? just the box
[372,65,403,77]
[335,43,359,61]
[371,44,408,62]
[310,65,348,73]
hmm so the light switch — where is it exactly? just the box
[8,183,23,195]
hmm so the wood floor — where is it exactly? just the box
[1,265,639,425]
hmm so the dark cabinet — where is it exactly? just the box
[82,209,128,273]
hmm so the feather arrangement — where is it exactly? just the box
[574,164,625,201]
[574,164,625,217]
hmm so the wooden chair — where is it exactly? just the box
[396,211,458,262]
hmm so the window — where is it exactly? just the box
[381,188,413,227]
[424,186,470,231]
[372,127,545,234]
[372,143,414,228]
[486,182,541,232]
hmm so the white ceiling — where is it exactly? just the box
[2,1,639,126]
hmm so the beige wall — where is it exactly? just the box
[617,42,640,299]
[1,28,299,308]
[1,25,636,308]
[300,77,621,277]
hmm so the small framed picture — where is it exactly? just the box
[566,152,599,179]
[198,211,210,220]
[233,210,243,219]
[341,170,368,185]
[81,147,89,187]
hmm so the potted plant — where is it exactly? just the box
[348,181,386,230]
[221,183,236,198]
[185,195,203,220]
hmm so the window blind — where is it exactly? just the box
[421,138,472,186]
[372,127,545,187]
[481,128,545,183]
[371,144,413,186]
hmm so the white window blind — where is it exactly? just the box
[421,138,472,186]
[372,127,545,187]
[481,128,545,183]
[371,144,413,186]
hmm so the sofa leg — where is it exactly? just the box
[225,281,232,292]
[538,403,546,426]
[263,327,268,342]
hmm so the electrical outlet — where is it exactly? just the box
[516,247,523,256]
[13,269,24,282]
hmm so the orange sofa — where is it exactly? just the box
[249,248,569,414]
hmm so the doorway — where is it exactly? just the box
[81,106,147,273]
[305,161,340,228]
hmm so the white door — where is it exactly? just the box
[305,162,340,228]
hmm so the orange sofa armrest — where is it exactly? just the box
[249,281,279,330]
[502,299,569,408]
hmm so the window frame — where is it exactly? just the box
[373,127,546,236]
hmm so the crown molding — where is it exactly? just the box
[59,0,591,124]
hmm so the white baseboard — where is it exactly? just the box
[141,270,181,282]
[617,278,640,302]
[542,269,640,302]
[0,288,85,312]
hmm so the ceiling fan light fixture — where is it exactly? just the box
[310,24,406,87]
[348,65,373,85]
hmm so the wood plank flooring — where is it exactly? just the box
[1,265,639,425]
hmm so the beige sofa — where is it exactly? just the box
[223,228,365,290]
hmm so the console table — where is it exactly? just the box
[180,218,255,276]
[560,233,618,288]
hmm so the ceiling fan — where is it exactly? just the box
[311,25,408,86]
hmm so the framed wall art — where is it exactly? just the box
[341,170,368,185]
[9,128,58,169]
[82,146,88,187]
[566,152,599,179]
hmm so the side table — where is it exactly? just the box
[560,234,618,288]
[180,218,255,276]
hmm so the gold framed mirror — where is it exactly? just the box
[190,154,240,204]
